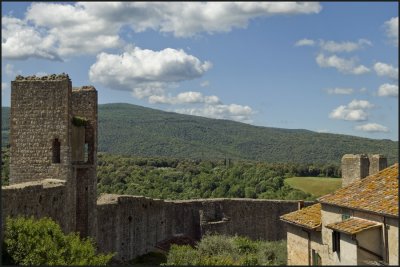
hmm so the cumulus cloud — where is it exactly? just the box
[326,88,354,95]
[89,46,212,95]
[294,38,315,47]
[295,38,372,52]
[319,39,371,53]
[89,46,253,123]
[2,2,321,60]
[355,123,389,133]
[80,2,322,37]
[329,99,374,121]
[384,17,398,46]
[377,83,398,97]
[373,62,398,80]
[316,53,370,75]
[175,103,254,123]
[2,16,61,60]
[347,99,374,109]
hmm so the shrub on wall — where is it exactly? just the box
[72,116,88,127]
[3,216,114,266]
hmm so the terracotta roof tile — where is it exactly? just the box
[326,217,381,235]
[318,164,398,217]
[280,203,321,230]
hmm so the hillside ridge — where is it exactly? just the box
[2,104,398,164]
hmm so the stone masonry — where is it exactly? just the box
[8,74,98,236]
[341,154,387,187]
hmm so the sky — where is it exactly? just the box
[1,2,399,141]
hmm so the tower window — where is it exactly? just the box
[52,138,61,163]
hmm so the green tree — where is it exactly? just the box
[3,216,114,266]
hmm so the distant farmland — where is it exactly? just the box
[285,177,342,197]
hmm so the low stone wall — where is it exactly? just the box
[1,179,68,233]
[96,194,314,261]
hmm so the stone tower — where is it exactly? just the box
[341,154,387,187]
[9,74,98,237]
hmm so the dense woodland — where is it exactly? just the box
[2,149,341,200]
[2,105,398,164]
[96,153,341,200]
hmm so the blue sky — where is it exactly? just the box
[2,2,398,140]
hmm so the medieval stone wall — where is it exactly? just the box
[96,194,314,261]
[1,179,68,232]
[10,75,73,184]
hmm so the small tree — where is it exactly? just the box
[3,216,114,266]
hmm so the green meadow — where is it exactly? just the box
[285,177,342,197]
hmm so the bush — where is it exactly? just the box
[165,234,287,266]
[3,216,114,266]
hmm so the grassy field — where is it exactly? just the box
[285,177,342,197]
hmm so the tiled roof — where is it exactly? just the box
[280,203,321,230]
[318,164,398,217]
[326,217,381,235]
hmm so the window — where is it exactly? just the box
[332,231,340,254]
[342,213,350,221]
[312,249,322,266]
[84,143,89,163]
[52,138,61,163]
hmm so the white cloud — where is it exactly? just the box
[2,2,321,60]
[384,17,398,46]
[316,53,370,75]
[373,62,398,80]
[326,88,354,95]
[295,38,315,47]
[329,99,374,121]
[347,99,374,109]
[25,3,122,57]
[377,83,398,97]
[80,2,322,37]
[317,129,329,133]
[359,88,367,93]
[355,123,389,133]
[2,16,61,60]
[329,106,368,121]
[319,39,371,53]
[200,80,210,87]
[175,103,254,123]
[89,46,212,95]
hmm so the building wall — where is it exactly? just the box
[387,217,399,266]
[96,195,313,261]
[286,225,310,265]
[286,225,323,265]
[341,154,369,187]
[1,179,68,233]
[10,76,72,184]
[356,228,382,264]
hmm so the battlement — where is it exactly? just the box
[341,154,387,187]
[14,73,71,81]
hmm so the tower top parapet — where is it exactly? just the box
[14,73,70,81]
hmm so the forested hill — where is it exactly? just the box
[1,104,398,164]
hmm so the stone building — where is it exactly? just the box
[281,154,399,265]
[7,73,98,237]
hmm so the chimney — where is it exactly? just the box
[298,200,304,210]
[368,154,387,176]
[341,154,369,187]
